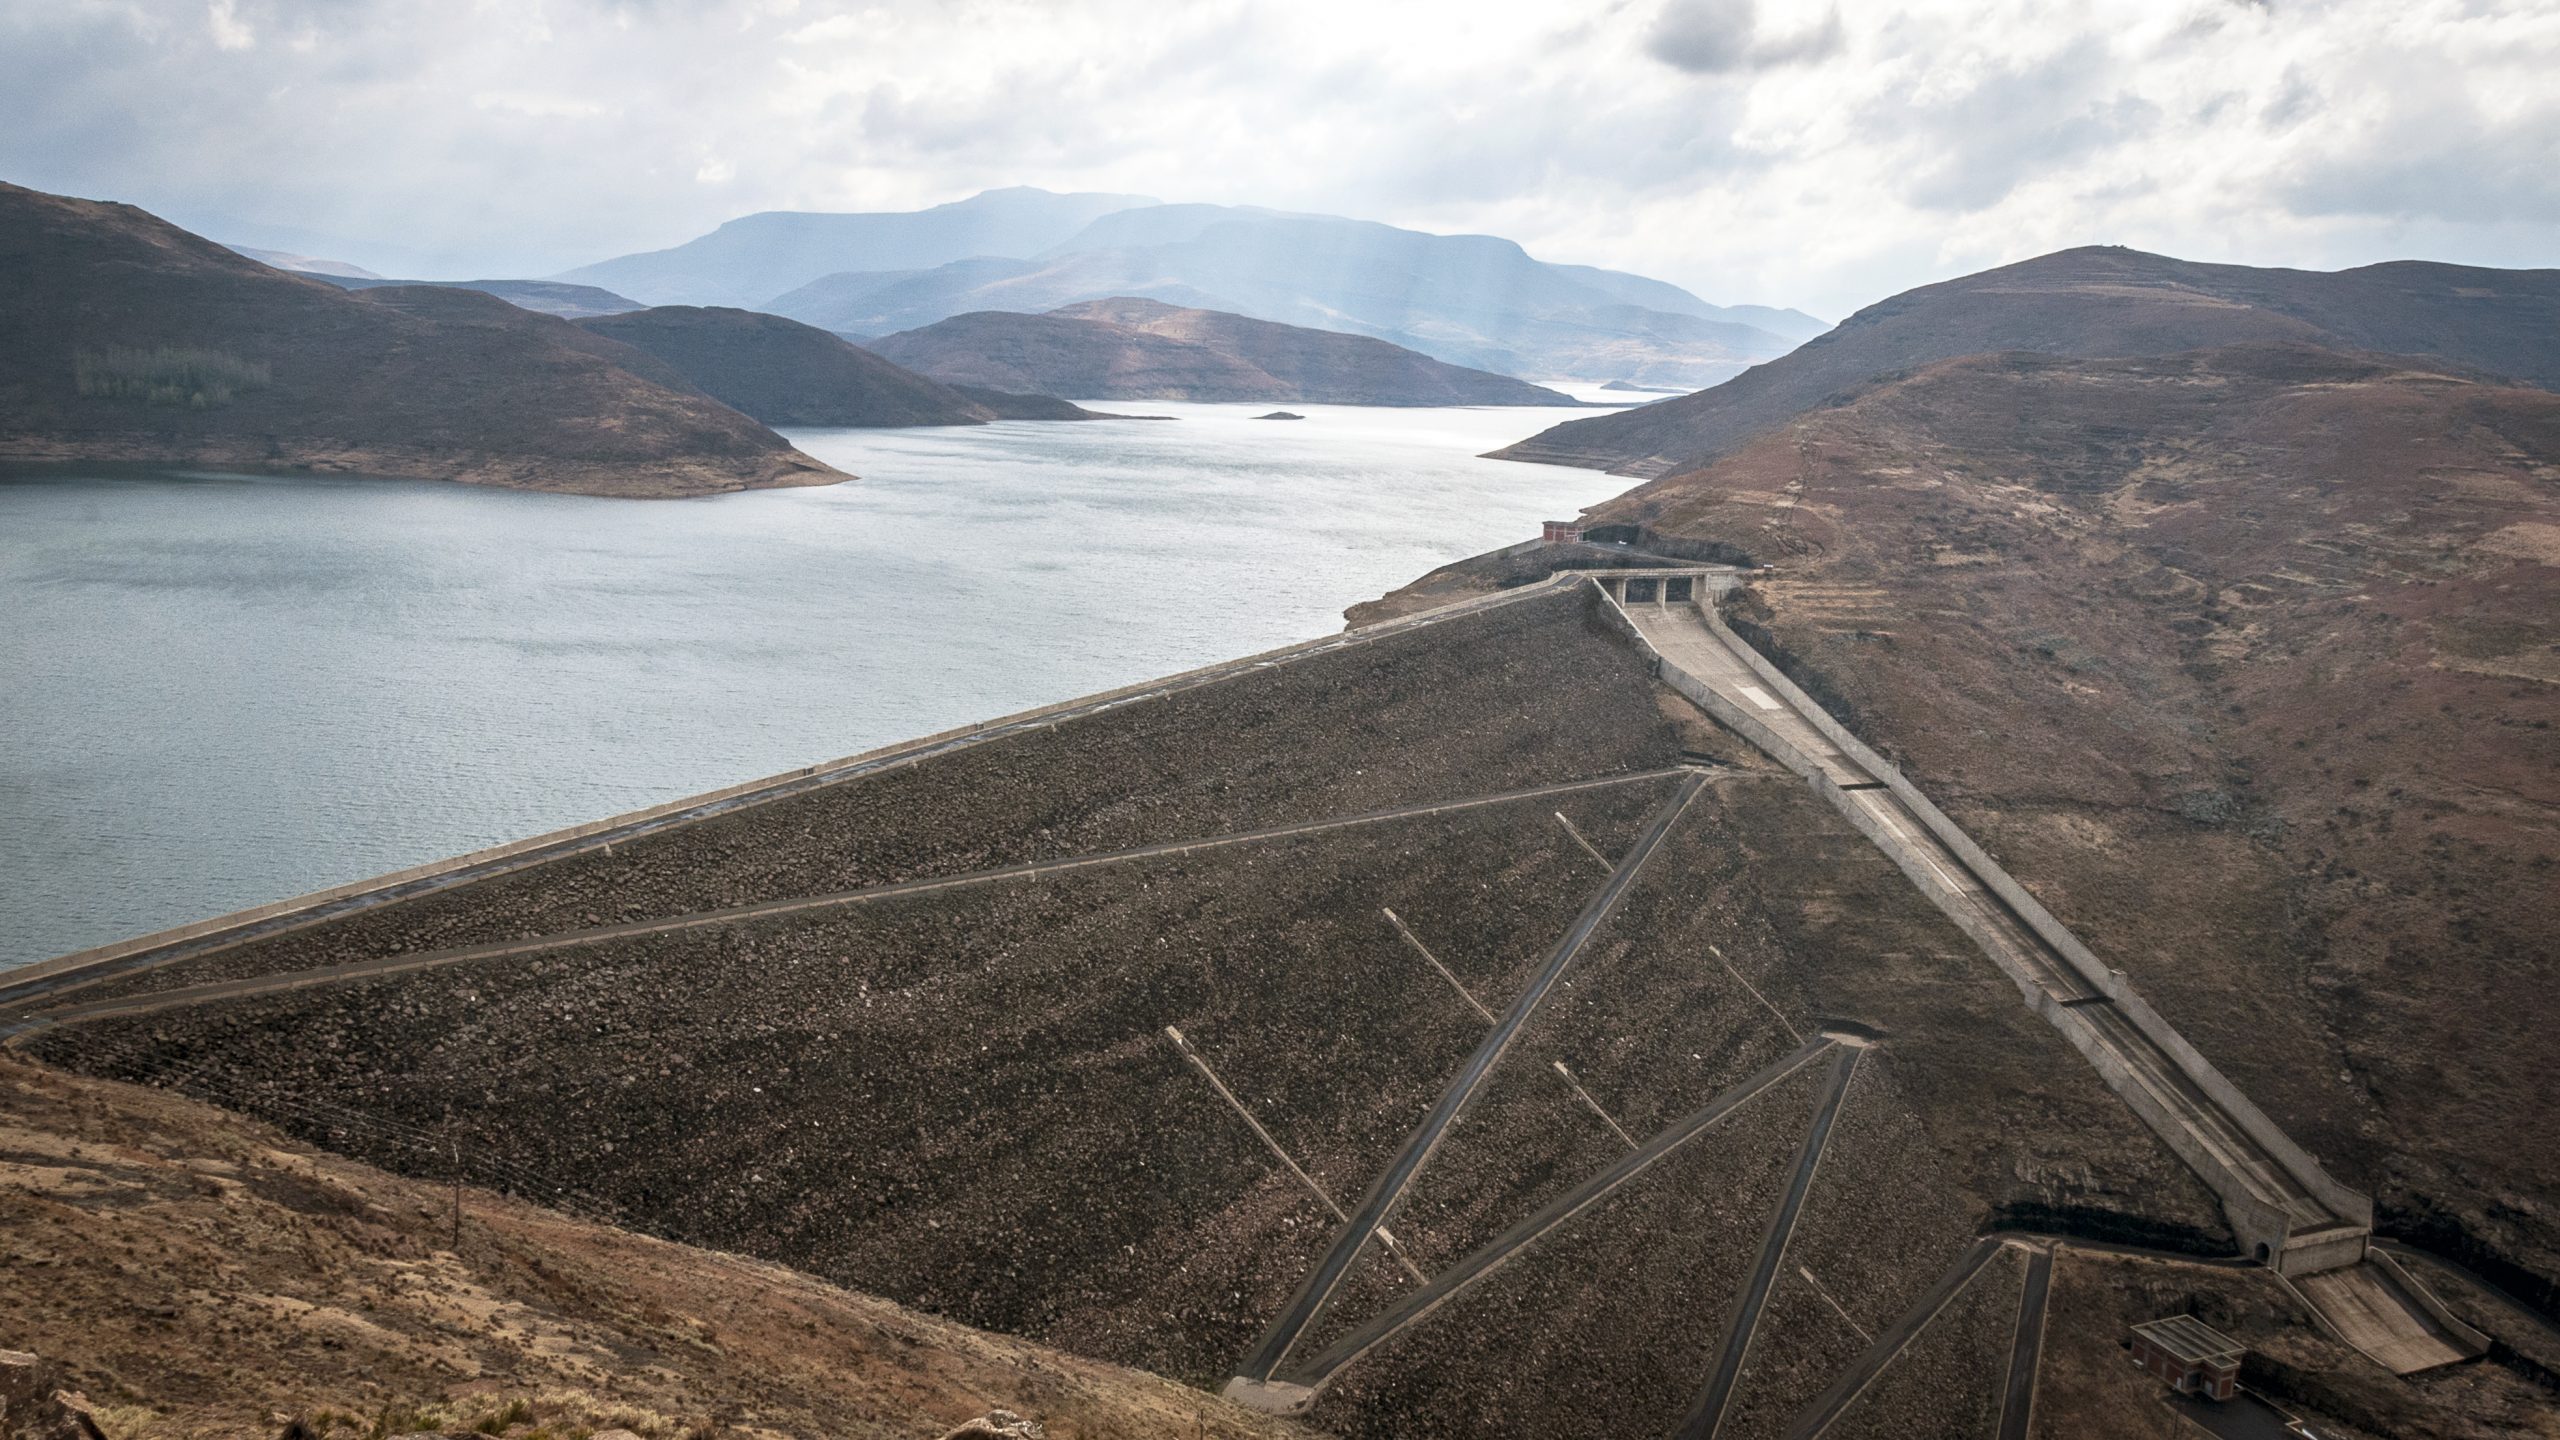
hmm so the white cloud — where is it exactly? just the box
[0,0,2552,315]
[206,0,254,50]
[1646,0,1844,75]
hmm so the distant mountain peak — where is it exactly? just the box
[225,244,384,281]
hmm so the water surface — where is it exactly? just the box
[0,403,1624,969]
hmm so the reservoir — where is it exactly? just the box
[0,402,1625,970]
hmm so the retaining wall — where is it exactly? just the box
[1681,596,2372,1242]
[1592,580,2375,1264]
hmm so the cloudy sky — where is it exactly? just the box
[4,0,2553,317]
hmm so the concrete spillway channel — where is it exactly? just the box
[1227,769,1711,1401]
[1675,1043,1864,1440]
[1996,1244,2055,1440]
[1780,1238,2009,1440]
[1262,1039,1843,1399]
[1590,575,2483,1376]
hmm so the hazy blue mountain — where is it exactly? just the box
[314,274,645,319]
[773,256,1241,340]
[227,244,383,280]
[552,186,1159,308]
[770,204,1822,385]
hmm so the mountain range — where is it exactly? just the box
[229,242,649,319]
[578,305,1109,426]
[1491,245,2560,476]
[0,183,1135,497]
[866,297,1577,405]
[0,183,835,498]
[557,189,1823,387]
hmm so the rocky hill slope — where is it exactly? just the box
[0,1053,1302,1440]
[0,183,838,498]
[1490,247,2560,476]
[1390,341,2560,1320]
[576,306,1105,427]
[867,299,1574,405]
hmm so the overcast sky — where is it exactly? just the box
[4,0,2553,317]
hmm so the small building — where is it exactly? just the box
[2129,1315,2246,1400]
[1541,520,1585,544]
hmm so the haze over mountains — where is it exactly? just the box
[1493,246,2560,476]
[868,298,1576,406]
[558,188,1822,387]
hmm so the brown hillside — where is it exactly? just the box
[869,301,1574,405]
[1471,342,2560,1307]
[577,306,1103,427]
[0,1053,1304,1440]
[1048,298,1574,405]
[1490,246,2560,477]
[867,309,1298,401]
[0,183,839,498]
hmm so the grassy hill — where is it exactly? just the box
[0,183,839,498]
[868,299,1576,405]
[1490,246,2560,476]
[578,306,1104,427]
[1388,340,2560,1321]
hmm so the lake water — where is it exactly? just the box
[0,402,1629,970]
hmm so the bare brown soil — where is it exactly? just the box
[1381,343,2560,1314]
[1625,344,2560,1306]
[1488,246,2560,476]
[0,1055,1306,1440]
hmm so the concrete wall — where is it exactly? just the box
[2368,1252,2491,1357]
[1586,586,1817,782]
[1594,581,2373,1263]
[1680,597,2373,1249]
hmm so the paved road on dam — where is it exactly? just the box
[1617,597,2343,1236]
[1235,769,1710,1383]
[3,768,1692,1038]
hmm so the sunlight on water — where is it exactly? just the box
[0,402,1626,968]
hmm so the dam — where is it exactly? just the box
[0,560,2488,1436]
